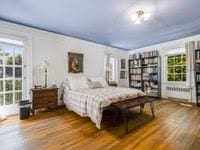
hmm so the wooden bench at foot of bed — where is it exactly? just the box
[111,96,156,134]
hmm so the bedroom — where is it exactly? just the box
[0,0,200,150]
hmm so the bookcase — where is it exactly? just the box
[195,49,200,106]
[129,51,161,98]
[129,53,142,89]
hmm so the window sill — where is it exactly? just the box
[164,81,187,85]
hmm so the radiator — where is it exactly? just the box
[166,87,191,101]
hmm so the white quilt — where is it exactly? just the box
[63,87,144,129]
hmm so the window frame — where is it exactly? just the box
[166,52,186,83]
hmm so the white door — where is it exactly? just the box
[0,39,24,117]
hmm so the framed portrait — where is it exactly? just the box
[121,59,126,69]
[120,71,126,79]
[68,52,83,73]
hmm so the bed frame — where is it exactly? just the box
[103,96,156,133]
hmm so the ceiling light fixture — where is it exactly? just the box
[131,10,151,24]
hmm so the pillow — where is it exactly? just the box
[62,80,71,91]
[68,73,84,77]
[68,76,89,90]
[65,73,86,90]
[88,81,103,89]
[90,77,108,87]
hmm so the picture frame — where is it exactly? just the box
[121,59,126,69]
[120,71,126,79]
[68,52,83,73]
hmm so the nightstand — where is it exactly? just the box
[31,87,58,115]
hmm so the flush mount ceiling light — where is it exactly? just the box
[131,10,151,24]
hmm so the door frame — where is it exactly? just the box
[0,30,33,116]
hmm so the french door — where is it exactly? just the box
[0,39,24,116]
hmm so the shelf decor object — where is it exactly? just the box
[128,51,161,98]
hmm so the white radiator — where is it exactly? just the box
[166,87,191,101]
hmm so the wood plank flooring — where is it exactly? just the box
[1,100,200,150]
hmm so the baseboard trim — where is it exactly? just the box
[161,98,196,107]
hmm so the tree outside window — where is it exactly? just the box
[167,54,186,82]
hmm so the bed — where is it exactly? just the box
[63,83,145,129]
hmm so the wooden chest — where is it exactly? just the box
[31,88,58,115]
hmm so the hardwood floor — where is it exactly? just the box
[1,100,200,150]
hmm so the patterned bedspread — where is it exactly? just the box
[63,87,144,129]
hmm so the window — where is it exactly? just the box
[0,41,23,106]
[104,54,118,82]
[167,54,186,82]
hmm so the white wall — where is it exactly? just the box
[0,20,128,108]
[32,31,129,89]
[130,34,200,103]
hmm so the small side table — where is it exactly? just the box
[31,87,58,115]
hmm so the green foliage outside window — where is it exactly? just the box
[0,94,3,105]
[5,80,13,91]
[15,54,22,65]
[5,93,13,105]
[6,56,13,65]
[167,54,186,81]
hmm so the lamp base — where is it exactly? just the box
[44,69,48,88]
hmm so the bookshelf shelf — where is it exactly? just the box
[129,51,161,98]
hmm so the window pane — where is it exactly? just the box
[168,67,174,74]
[0,67,3,78]
[182,56,186,65]
[183,74,186,81]
[175,66,182,73]
[5,56,13,65]
[168,74,174,81]
[4,45,13,56]
[15,80,22,90]
[5,93,13,105]
[175,55,182,65]
[183,66,186,73]
[0,81,3,92]
[15,54,22,65]
[168,57,174,66]
[0,59,3,65]
[15,67,22,78]
[5,67,13,78]
[0,94,3,105]
[15,92,22,103]
[175,74,182,81]
[0,47,3,56]
[5,80,13,91]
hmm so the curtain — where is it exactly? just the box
[104,53,118,82]
[185,41,196,102]
[104,53,111,82]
